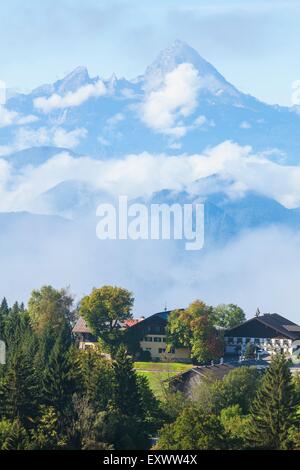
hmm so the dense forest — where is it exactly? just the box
[0,285,300,450]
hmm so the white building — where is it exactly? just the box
[224,313,300,357]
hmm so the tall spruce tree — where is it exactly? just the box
[0,351,40,428]
[0,298,9,338]
[79,349,113,412]
[112,345,142,417]
[42,324,80,421]
[0,298,9,316]
[247,353,298,449]
[3,302,32,358]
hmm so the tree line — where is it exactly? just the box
[0,284,299,450]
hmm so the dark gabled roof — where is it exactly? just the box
[225,313,300,340]
[169,364,236,394]
[254,314,300,339]
[72,310,177,335]
[128,308,185,331]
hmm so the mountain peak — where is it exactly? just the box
[143,40,237,95]
[56,66,91,94]
[145,40,220,78]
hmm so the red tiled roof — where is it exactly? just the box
[123,319,141,328]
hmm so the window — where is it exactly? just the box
[236,337,243,344]
[162,337,167,342]
[159,348,166,354]
[168,348,175,354]
[154,337,162,342]
[254,338,260,344]
[144,336,153,342]
[153,326,162,334]
[146,348,152,351]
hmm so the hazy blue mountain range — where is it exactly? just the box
[2,40,300,163]
[1,40,300,314]
[1,40,300,237]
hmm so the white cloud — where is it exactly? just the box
[291,80,300,106]
[240,121,251,129]
[98,136,110,147]
[2,140,300,213]
[53,127,87,149]
[105,113,125,129]
[0,125,87,157]
[14,127,50,150]
[0,145,15,157]
[2,142,300,323]
[0,105,38,128]
[34,80,106,113]
[16,115,39,125]
[140,63,201,137]
[168,142,182,150]
[0,106,19,127]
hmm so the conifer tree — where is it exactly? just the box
[42,324,80,420]
[247,353,298,449]
[79,349,113,412]
[28,406,66,450]
[3,302,32,357]
[34,325,57,378]
[0,298,9,338]
[0,298,9,317]
[0,351,40,428]
[112,345,142,417]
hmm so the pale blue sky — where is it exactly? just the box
[1,0,299,105]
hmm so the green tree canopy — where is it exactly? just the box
[213,303,245,329]
[28,285,74,335]
[155,404,228,450]
[167,300,223,363]
[194,366,261,414]
[79,285,134,350]
[220,405,251,449]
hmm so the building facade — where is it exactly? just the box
[73,310,191,362]
[132,310,191,362]
[224,313,300,357]
[72,317,98,350]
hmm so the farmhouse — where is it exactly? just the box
[126,310,191,362]
[73,309,300,362]
[224,313,300,357]
[73,309,191,362]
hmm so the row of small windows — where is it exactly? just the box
[227,337,291,346]
[144,336,167,343]
[145,347,176,354]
